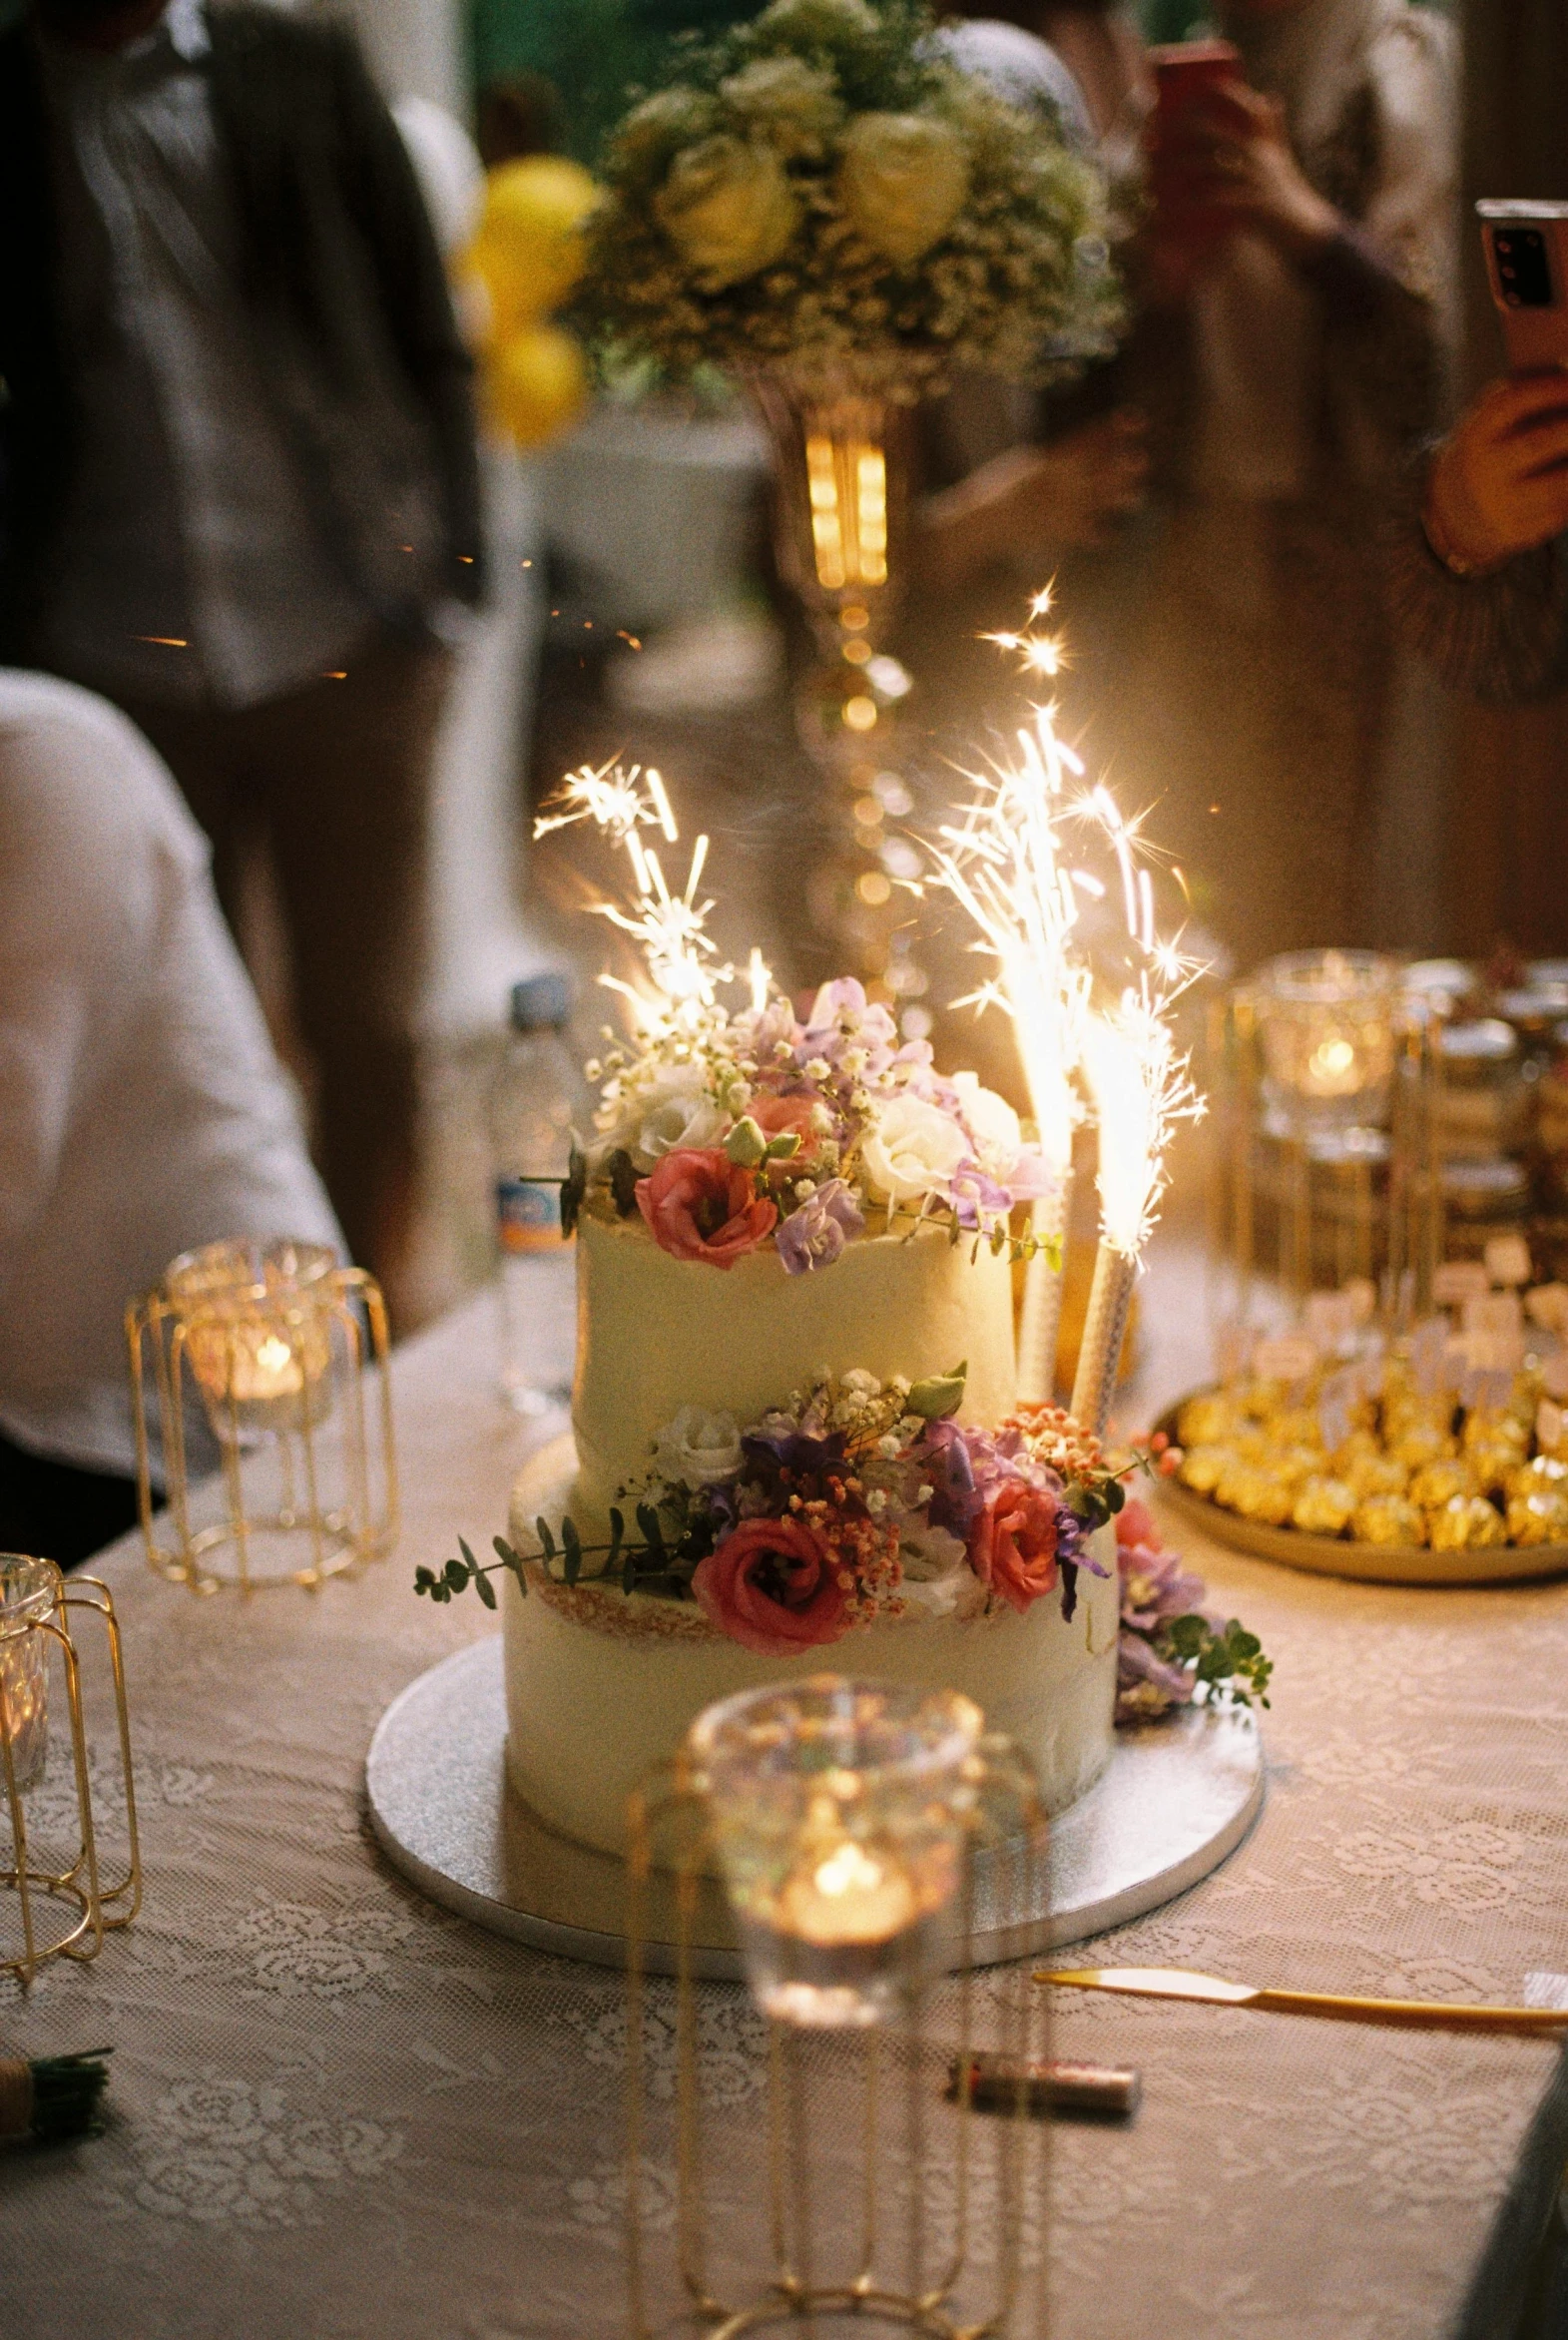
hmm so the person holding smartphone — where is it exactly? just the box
[1097,0,1458,967]
[1387,362,1568,704]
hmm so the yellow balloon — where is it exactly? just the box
[473,157,600,331]
[488,324,588,449]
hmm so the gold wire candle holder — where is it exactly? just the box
[127,1240,397,1595]
[0,1555,141,1989]
[626,1678,1050,2340]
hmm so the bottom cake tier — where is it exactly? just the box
[503,1433,1119,1860]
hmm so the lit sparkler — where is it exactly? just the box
[918,596,1206,1417]
[533,760,739,1044]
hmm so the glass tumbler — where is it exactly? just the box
[687,1675,982,2030]
[0,1554,62,1797]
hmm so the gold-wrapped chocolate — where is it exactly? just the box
[1462,1409,1528,1462]
[1409,1459,1472,1512]
[1428,1493,1508,1551]
[1343,1451,1409,1500]
[1178,1444,1229,1496]
[1352,1494,1424,1547]
[1220,1464,1296,1526]
[1465,1443,1521,1498]
[1292,1476,1356,1535]
[1273,1408,1325,1454]
[1275,1445,1323,1493]
[1389,1424,1456,1472]
[1331,1427,1383,1470]
[1506,1454,1568,1502]
[1178,1394,1235,1448]
[1506,1488,1568,1546]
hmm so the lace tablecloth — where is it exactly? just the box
[2,1282,1567,2340]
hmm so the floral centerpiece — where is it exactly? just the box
[418,1368,1271,1715]
[563,973,1059,1273]
[579,0,1118,399]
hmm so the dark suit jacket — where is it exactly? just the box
[0,4,483,654]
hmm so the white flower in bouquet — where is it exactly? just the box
[654,135,800,291]
[861,1093,968,1204]
[837,112,970,266]
[949,1069,1025,1181]
[720,57,843,159]
[655,1405,744,1488]
[595,1058,730,1169]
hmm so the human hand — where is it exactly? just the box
[1424,372,1568,572]
[1151,81,1339,268]
[998,410,1151,552]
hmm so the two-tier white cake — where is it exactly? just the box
[504,1210,1118,1858]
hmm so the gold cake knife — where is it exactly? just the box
[1036,1967,1568,2037]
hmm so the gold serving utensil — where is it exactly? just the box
[1036,1966,1568,2038]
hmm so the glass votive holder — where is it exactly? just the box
[1255,949,1401,1136]
[166,1240,337,1447]
[686,1675,982,2031]
[0,1555,62,1798]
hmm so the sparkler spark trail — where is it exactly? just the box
[918,595,1207,1235]
[533,761,735,1040]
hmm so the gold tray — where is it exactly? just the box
[1153,1398,1568,1588]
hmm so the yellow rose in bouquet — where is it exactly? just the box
[837,112,970,266]
[654,135,800,291]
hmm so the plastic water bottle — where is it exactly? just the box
[489,973,588,1414]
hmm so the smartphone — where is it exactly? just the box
[1147,42,1243,254]
[1148,39,1243,127]
[1478,202,1568,372]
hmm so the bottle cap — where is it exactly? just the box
[510,972,572,1032]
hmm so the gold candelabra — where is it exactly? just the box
[1,1555,141,1988]
[127,1240,397,1594]
[625,1679,1051,2340]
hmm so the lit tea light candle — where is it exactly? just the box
[778,1812,919,1948]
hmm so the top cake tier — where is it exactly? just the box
[571,1211,1018,1526]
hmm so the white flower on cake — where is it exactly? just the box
[654,1406,744,1488]
[653,135,799,290]
[837,112,970,266]
[949,1071,1026,1183]
[861,1095,968,1206]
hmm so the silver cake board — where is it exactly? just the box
[366,1638,1264,1980]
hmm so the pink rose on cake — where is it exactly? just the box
[968,1480,1062,1613]
[692,1516,849,1655]
[636,1148,778,1268]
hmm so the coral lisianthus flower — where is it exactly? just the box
[636,1147,778,1267]
[692,1515,848,1655]
[968,1479,1062,1613]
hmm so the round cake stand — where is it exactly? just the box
[366,1639,1265,1980]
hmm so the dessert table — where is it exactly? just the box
[2,1259,1567,2340]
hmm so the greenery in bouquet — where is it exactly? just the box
[577,0,1121,398]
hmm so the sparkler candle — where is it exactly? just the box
[1070,1004,1203,1439]
[922,606,1088,1403]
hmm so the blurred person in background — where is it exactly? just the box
[0,0,483,1321]
[0,669,341,1567]
[1110,0,1458,969]
[1387,369,1568,701]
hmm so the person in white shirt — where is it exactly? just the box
[0,668,341,1564]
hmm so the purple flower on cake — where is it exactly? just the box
[1116,1631,1197,1719]
[1115,1498,1206,1631]
[777,1178,864,1275]
[918,1417,984,1538]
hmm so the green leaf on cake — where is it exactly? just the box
[723,1116,768,1168]
[607,1507,624,1583]
[636,1502,665,1559]
[764,1131,800,1160]
[494,1535,527,1593]
[536,1516,557,1563]
[561,1517,583,1586]
[906,1362,967,1421]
